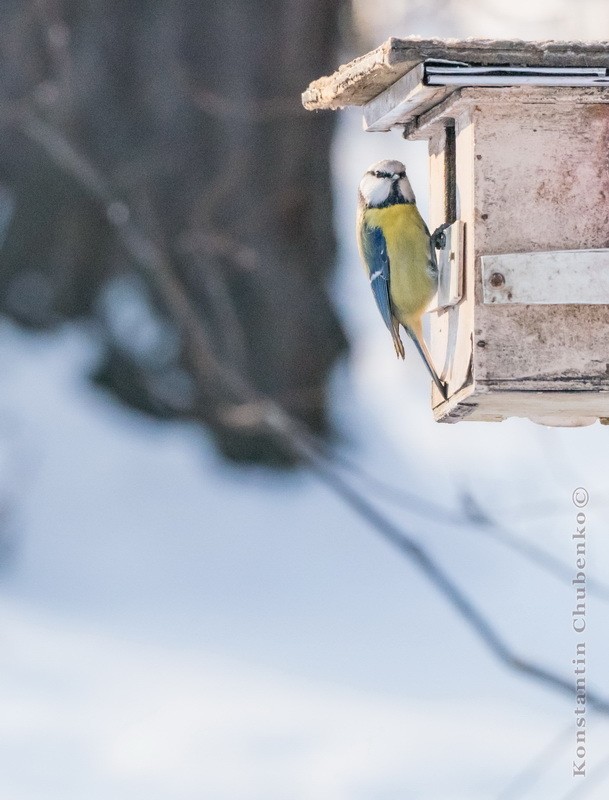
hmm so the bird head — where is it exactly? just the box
[358,159,415,208]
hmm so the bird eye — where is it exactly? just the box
[399,171,406,178]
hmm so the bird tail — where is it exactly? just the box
[404,319,447,399]
[390,317,405,359]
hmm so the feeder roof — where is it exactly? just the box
[302,37,609,110]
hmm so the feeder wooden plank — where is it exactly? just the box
[482,250,609,305]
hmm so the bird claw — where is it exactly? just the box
[431,222,451,251]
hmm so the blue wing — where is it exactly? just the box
[359,223,392,331]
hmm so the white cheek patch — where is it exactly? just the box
[398,176,416,203]
[359,173,391,207]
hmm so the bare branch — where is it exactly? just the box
[265,410,609,714]
[15,104,609,717]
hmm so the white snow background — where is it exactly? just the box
[1,4,609,799]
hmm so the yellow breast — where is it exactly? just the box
[364,203,436,327]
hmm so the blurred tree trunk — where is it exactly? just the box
[0,0,347,463]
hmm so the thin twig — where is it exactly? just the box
[313,444,609,602]
[178,227,259,271]
[496,724,573,800]
[191,84,307,123]
[560,748,609,799]
[192,254,249,374]
[17,105,253,411]
[461,493,609,603]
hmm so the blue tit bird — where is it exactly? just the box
[357,159,447,398]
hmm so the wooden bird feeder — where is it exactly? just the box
[303,37,609,426]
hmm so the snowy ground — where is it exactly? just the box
[2,317,608,800]
[1,26,609,800]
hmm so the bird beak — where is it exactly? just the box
[392,173,400,180]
